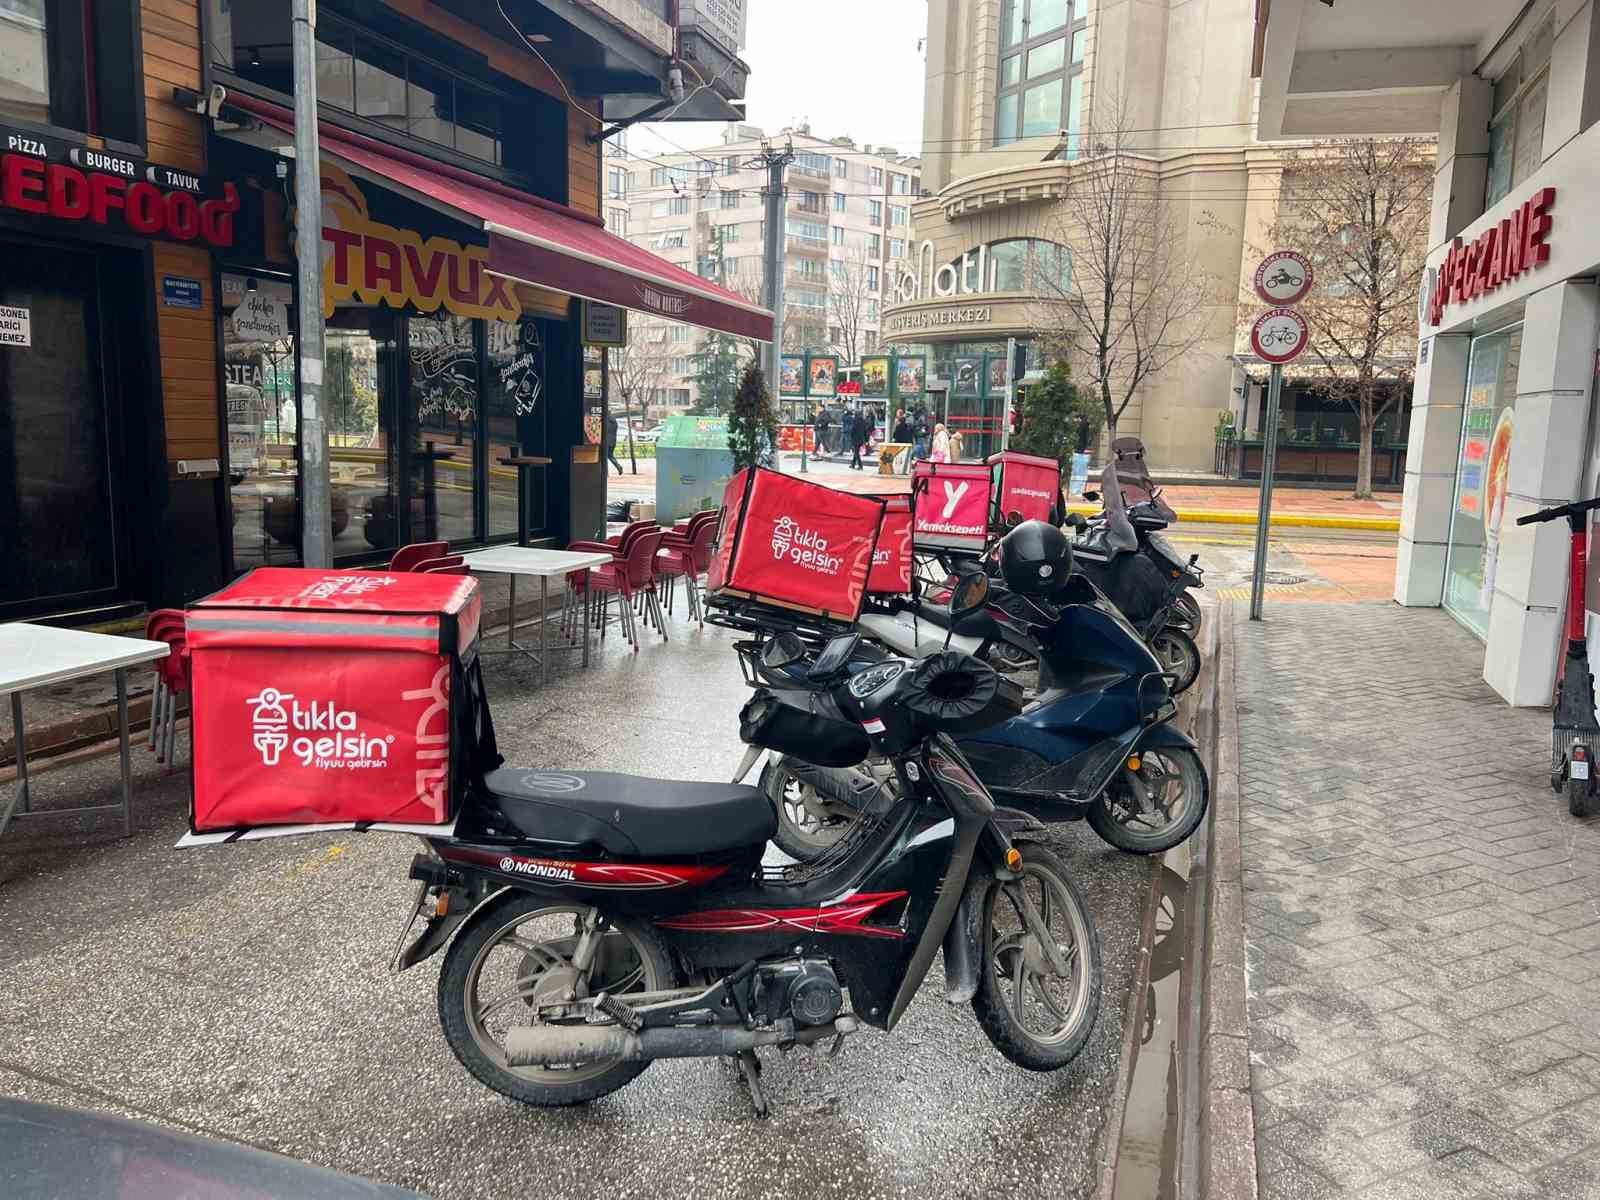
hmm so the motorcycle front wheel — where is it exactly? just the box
[1150,626,1201,694]
[1089,745,1209,853]
[1170,591,1203,635]
[972,842,1101,1071]
[437,891,676,1107]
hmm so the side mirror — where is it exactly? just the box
[1064,512,1088,530]
[949,571,990,623]
[760,632,806,669]
[1082,490,1100,503]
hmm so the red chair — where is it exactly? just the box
[657,512,720,628]
[564,522,658,640]
[389,541,447,571]
[409,555,465,574]
[420,561,467,574]
[144,609,190,767]
[584,528,665,650]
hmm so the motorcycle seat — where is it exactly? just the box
[913,597,1002,641]
[481,769,778,857]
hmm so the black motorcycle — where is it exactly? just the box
[397,574,1101,1115]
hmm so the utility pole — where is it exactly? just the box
[1000,336,1018,451]
[291,0,330,566]
[756,138,794,461]
[1248,365,1284,621]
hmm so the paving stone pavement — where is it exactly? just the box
[1233,602,1600,1200]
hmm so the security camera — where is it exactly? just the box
[201,83,227,118]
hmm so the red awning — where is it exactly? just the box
[234,97,774,342]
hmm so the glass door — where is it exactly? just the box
[0,242,118,615]
[406,313,480,546]
[1443,325,1523,637]
[327,308,402,562]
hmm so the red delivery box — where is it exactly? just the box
[989,450,1061,525]
[186,568,487,832]
[868,494,915,595]
[912,460,994,552]
[707,467,884,622]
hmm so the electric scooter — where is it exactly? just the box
[1516,495,1600,816]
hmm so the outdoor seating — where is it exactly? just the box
[581,527,665,651]
[407,555,466,574]
[389,541,448,571]
[564,521,658,642]
[656,510,719,628]
[143,609,190,768]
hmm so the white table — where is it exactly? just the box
[0,624,170,839]
[461,547,613,684]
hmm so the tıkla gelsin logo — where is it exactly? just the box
[770,515,842,574]
[246,687,394,770]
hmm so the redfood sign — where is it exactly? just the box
[1,123,238,248]
[1428,187,1554,326]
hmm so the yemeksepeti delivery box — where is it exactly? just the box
[867,494,915,595]
[912,460,994,553]
[706,467,884,622]
[186,568,487,832]
[989,450,1061,526]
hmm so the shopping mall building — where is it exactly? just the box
[887,0,1389,473]
[1257,0,1600,704]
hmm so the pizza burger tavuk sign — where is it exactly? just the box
[1427,186,1554,327]
[1,124,238,248]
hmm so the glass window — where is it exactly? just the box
[355,39,407,129]
[996,93,1019,146]
[408,314,479,547]
[0,0,50,125]
[323,308,399,562]
[831,226,845,245]
[719,223,740,241]
[834,192,847,212]
[870,167,884,188]
[485,320,544,540]
[1031,0,1068,33]
[890,204,907,226]
[1512,75,1547,185]
[316,26,355,111]
[1029,37,1066,78]
[724,155,739,175]
[869,234,881,255]
[867,266,880,290]
[222,275,299,572]
[722,189,740,209]
[1022,79,1064,138]
[1485,20,1553,208]
[869,200,883,225]
[989,241,1028,292]
[1443,325,1522,638]
[456,83,499,162]
[407,58,455,146]
[1002,0,1025,46]
[1067,74,1083,157]
[1001,54,1021,87]
[890,237,906,258]
[1071,28,1086,63]
[1486,114,1514,207]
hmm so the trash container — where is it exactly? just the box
[655,415,735,523]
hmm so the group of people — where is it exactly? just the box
[810,403,960,472]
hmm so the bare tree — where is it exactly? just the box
[1257,139,1430,498]
[827,245,875,365]
[1030,97,1220,447]
[609,328,671,473]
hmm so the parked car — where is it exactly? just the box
[630,426,662,444]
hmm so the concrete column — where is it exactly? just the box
[1483,282,1600,705]
[1546,0,1600,158]
[1395,334,1471,606]
[1431,75,1492,244]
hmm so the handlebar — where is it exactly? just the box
[1516,496,1600,526]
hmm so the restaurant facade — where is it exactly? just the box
[1256,0,1600,706]
[1,0,765,623]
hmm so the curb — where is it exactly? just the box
[1062,504,1399,532]
[1198,605,1259,1199]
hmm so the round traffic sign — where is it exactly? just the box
[1250,308,1309,365]
[1253,250,1313,306]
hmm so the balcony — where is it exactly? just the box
[786,235,829,256]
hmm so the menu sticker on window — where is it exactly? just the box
[0,305,28,346]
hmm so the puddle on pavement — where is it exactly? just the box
[1111,842,1193,1200]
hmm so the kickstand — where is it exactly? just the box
[735,1050,769,1119]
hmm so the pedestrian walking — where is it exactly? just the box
[850,407,871,470]
[814,403,832,456]
[932,422,950,463]
[892,408,913,444]
[947,427,964,463]
[912,407,931,462]
[604,412,623,475]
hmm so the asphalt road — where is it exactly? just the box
[0,622,1151,1200]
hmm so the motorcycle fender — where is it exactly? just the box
[943,869,990,1005]
[1135,723,1198,754]
[396,907,471,971]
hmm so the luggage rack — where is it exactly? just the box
[706,593,857,648]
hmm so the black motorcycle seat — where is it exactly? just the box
[481,769,778,857]
[913,597,1002,641]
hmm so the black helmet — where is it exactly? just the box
[998,520,1072,597]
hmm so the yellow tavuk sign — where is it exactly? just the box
[314,164,520,322]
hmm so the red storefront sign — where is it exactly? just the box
[1428,187,1554,326]
[1,124,237,248]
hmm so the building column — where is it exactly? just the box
[1431,75,1491,243]
[1483,282,1600,705]
[1395,334,1470,606]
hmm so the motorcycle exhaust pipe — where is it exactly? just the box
[504,1017,857,1067]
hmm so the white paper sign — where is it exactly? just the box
[0,305,30,347]
[231,293,290,342]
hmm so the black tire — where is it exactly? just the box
[1150,627,1201,695]
[437,890,676,1107]
[1089,745,1210,854]
[1568,773,1592,818]
[763,758,856,862]
[972,842,1100,1071]
[1171,591,1203,634]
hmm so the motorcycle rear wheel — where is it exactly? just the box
[1150,627,1201,695]
[438,891,676,1107]
[1569,772,1593,818]
[972,842,1101,1071]
[763,758,857,862]
[1171,591,1203,634]
[1089,745,1209,854]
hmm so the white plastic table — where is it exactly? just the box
[461,547,613,683]
[0,624,170,839]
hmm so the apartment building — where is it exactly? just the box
[605,126,920,413]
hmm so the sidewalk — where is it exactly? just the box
[1227,602,1600,1199]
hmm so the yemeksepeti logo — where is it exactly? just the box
[919,480,985,536]
[246,687,394,770]
[770,515,843,574]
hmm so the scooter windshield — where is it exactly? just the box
[1100,464,1139,553]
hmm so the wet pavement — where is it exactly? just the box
[0,617,1154,1200]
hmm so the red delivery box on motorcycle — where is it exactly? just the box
[186,568,488,832]
[912,459,993,553]
[989,450,1061,526]
[706,466,884,622]
[867,493,914,595]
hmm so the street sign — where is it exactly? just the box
[1250,308,1309,365]
[1253,250,1313,306]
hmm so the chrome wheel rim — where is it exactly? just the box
[463,905,658,1083]
[1108,749,1196,837]
[777,771,852,851]
[989,865,1094,1045]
